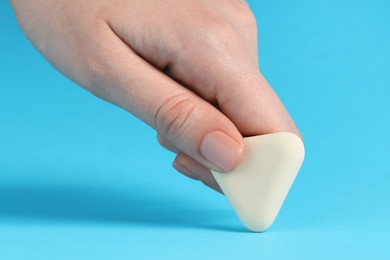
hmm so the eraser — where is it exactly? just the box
[211,132,305,232]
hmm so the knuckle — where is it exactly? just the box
[230,1,257,29]
[239,9,257,31]
[83,51,108,82]
[154,94,199,139]
[78,23,115,88]
[199,7,257,52]
[78,49,110,96]
[208,18,237,41]
[200,18,238,54]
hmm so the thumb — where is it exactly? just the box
[86,31,244,172]
[153,91,245,172]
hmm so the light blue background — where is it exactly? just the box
[1,0,389,259]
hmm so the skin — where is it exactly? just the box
[11,0,301,193]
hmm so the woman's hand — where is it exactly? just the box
[11,0,300,193]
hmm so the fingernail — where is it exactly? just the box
[173,161,197,179]
[200,131,243,172]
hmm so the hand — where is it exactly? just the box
[11,0,300,193]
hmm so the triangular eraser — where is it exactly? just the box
[211,132,305,232]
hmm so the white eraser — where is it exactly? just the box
[211,132,305,232]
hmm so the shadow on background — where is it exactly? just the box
[0,183,244,232]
